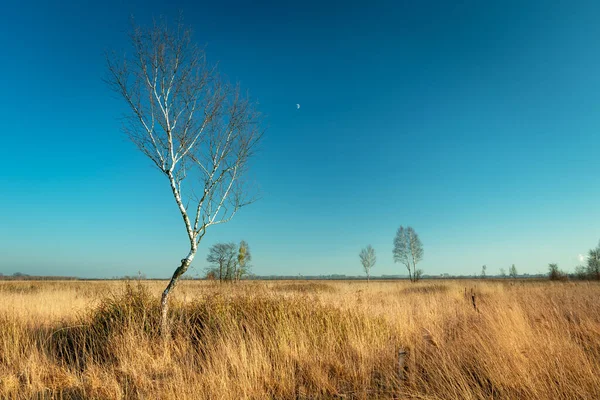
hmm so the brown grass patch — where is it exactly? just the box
[1,280,599,399]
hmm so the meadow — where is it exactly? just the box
[0,279,599,399]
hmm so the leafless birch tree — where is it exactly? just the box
[393,226,424,282]
[106,19,262,334]
[359,245,376,282]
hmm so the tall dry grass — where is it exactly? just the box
[0,279,599,399]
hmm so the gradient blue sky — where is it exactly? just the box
[1,0,598,278]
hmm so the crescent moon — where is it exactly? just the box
[296,104,300,109]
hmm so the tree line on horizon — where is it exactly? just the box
[546,240,600,281]
[360,232,600,282]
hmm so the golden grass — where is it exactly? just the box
[0,279,599,399]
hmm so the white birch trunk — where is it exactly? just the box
[160,247,196,336]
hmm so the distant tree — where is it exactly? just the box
[548,263,566,281]
[206,241,251,282]
[106,18,263,334]
[574,265,588,280]
[408,228,424,281]
[481,265,487,279]
[414,269,424,282]
[548,263,559,279]
[586,241,600,280]
[393,226,424,283]
[206,243,238,283]
[359,245,376,282]
[568,241,600,280]
[509,264,518,279]
[235,240,252,281]
[499,268,506,278]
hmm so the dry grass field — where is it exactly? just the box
[0,279,599,399]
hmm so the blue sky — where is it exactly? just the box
[0,0,598,278]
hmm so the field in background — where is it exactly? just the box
[1,279,599,399]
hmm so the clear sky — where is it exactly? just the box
[0,0,599,278]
